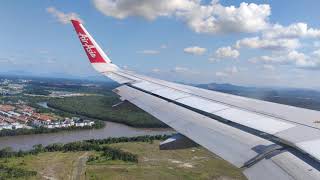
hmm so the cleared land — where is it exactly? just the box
[0,141,246,180]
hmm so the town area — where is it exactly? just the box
[0,77,97,131]
[0,104,94,130]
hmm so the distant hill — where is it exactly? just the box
[198,83,258,93]
[197,83,320,111]
[2,73,320,111]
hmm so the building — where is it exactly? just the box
[14,116,29,123]
[11,122,23,129]
[0,111,12,117]
[33,113,55,123]
[0,123,13,130]
[0,105,15,112]
[16,105,35,114]
[8,111,21,117]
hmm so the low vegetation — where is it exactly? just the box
[47,95,167,128]
[0,164,37,179]
[0,135,170,159]
[0,135,245,180]
[0,135,167,179]
[0,120,105,137]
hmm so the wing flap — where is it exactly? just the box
[244,151,320,180]
[115,85,275,167]
[116,73,320,163]
[115,85,320,180]
[177,96,229,113]
[214,108,295,134]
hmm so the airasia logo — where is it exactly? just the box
[78,33,96,58]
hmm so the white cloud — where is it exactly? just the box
[215,71,228,77]
[172,66,189,73]
[184,46,207,55]
[179,2,271,34]
[137,50,160,55]
[236,37,300,50]
[93,0,271,34]
[263,23,320,39]
[313,49,320,58]
[92,0,196,20]
[287,51,311,67]
[250,50,318,68]
[160,44,168,49]
[262,64,275,71]
[208,57,219,62]
[0,57,15,64]
[215,66,239,77]
[46,7,84,24]
[152,68,161,73]
[170,66,200,75]
[215,46,239,58]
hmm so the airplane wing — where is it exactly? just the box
[70,20,320,180]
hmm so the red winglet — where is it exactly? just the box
[71,20,109,63]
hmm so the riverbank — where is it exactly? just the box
[0,121,174,151]
[47,95,168,128]
[0,120,105,137]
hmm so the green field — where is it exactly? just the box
[0,141,245,180]
[47,95,167,128]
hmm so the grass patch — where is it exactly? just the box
[86,141,245,180]
[86,141,245,179]
[0,141,246,180]
[0,152,86,180]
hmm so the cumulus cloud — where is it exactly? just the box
[262,23,320,39]
[91,0,320,73]
[46,7,84,24]
[250,50,318,68]
[137,50,160,55]
[235,37,300,50]
[215,46,239,58]
[179,2,270,34]
[93,0,271,34]
[92,0,196,20]
[184,46,207,55]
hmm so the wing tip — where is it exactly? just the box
[70,19,81,25]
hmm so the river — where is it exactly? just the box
[0,102,174,150]
[0,121,174,150]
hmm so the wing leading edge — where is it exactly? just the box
[70,20,320,180]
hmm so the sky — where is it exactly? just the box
[1,0,320,89]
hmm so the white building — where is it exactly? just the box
[12,122,23,129]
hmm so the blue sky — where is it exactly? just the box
[1,0,320,89]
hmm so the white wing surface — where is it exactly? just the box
[71,20,320,180]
